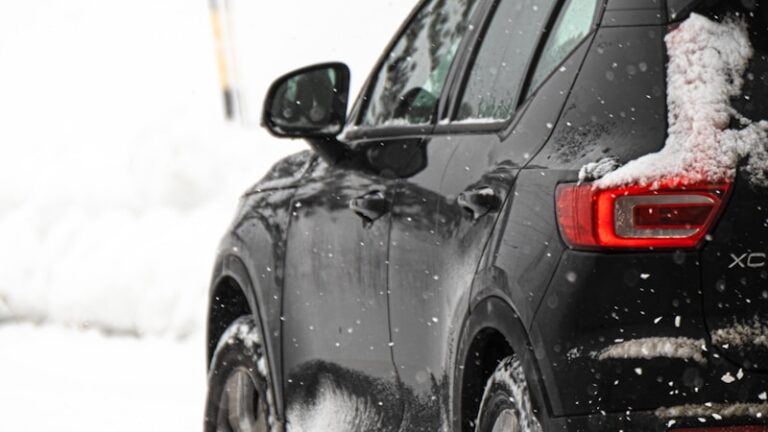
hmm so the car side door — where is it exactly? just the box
[281,154,404,429]
[383,0,601,428]
[339,0,484,428]
[280,0,480,429]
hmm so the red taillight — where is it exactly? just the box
[556,179,731,249]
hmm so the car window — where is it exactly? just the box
[360,0,479,128]
[526,0,599,97]
[455,0,556,123]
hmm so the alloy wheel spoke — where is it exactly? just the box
[224,370,260,432]
[491,409,519,432]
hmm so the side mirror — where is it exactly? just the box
[262,63,351,139]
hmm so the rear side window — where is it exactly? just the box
[455,0,556,122]
[360,0,479,128]
[526,0,599,97]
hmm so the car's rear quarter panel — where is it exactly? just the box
[525,11,768,429]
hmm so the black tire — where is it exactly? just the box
[205,316,276,432]
[474,356,542,432]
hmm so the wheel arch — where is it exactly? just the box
[207,249,288,422]
[205,183,301,428]
[453,295,549,432]
[207,252,264,362]
[207,272,255,365]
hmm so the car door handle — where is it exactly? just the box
[457,187,501,220]
[349,190,390,224]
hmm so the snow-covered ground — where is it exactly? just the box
[0,0,413,430]
[0,0,414,338]
[0,323,204,431]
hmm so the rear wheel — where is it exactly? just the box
[205,316,274,432]
[474,356,541,432]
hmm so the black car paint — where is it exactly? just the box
[700,38,768,374]
[207,0,768,430]
[703,171,768,372]
[282,153,405,427]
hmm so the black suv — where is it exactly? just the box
[204,0,768,431]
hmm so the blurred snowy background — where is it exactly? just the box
[0,0,412,430]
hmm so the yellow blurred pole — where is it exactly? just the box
[209,0,238,120]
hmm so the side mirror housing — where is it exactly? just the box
[262,63,351,163]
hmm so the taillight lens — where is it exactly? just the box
[556,179,731,249]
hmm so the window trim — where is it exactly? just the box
[436,0,605,134]
[435,0,499,123]
[445,0,562,129]
[518,0,604,103]
[341,123,434,142]
[344,0,489,141]
[345,0,432,130]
